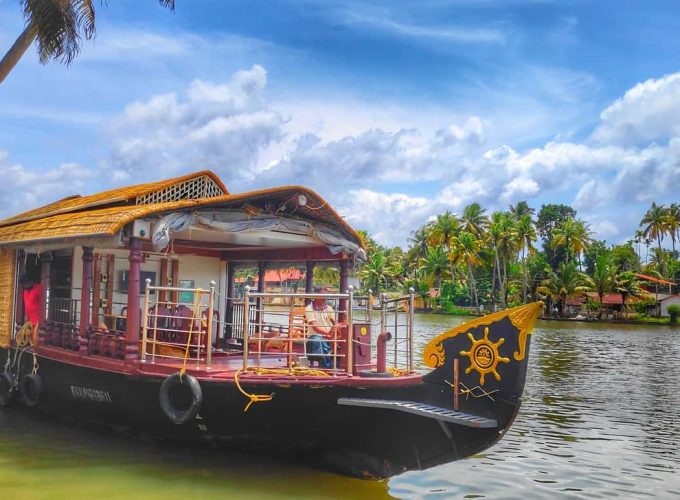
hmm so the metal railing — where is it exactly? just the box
[242,287,353,374]
[240,287,415,375]
[140,280,216,368]
[350,289,415,372]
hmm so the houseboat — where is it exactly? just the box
[0,170,540,479]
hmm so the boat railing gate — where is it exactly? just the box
[140,280,216,368]
[242,287,354,374]
[241,287,415,374]
[354,289,415,373]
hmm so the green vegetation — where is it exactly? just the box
[357,202,680,318]
[668,304,680,323]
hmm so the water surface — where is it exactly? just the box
[1,316,678,499]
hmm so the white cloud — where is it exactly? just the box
[335,7,507,45]
[78,28,196,62]
[0,152,94,219]
[338,189,433,245]
[107,65,285,186]
[591,72,680,147]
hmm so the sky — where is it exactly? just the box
[1,0,680,247]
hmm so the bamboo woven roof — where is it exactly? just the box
[0,175,360,248]
[0,170,228,228]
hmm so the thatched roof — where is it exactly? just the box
[0,172,359,248]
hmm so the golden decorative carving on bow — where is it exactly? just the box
[460,327,509,385]
[422,301,542,368]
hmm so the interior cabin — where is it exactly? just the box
[0,171,411,376]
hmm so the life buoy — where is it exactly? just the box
[159,372,202,425]
[19,373,44,407]
[0,372,15,407]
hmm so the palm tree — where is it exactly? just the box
[488,211,516,308]
[640,202,669,255]
[1,0,175,84]
[581,255,616,319]
[666,203,680,254]
[407,226,430,264]
[551,217,592,266]
[537,262,589,317]
[359,250,391,293]
[614,271,641,317]
[426,211,460,250]
[356,229,378,255]
[509,201,535,219]
[314,266,340,287]
[426,211,460,285]
[461,203,489,238]
[452,231,483,306]
[419,247,450,290]
[515,214,536,303]
[633,229,645,260]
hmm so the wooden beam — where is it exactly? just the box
[91,253,102,326]
[225,246,336,262]
[79,246,94,355]
[170,259,180,305]
[305,261,315,306]
[159,258,168,304]
[105,254,114,316]
[225,261,236,339]
[125,238,142,362]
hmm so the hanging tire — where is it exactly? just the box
[0,372,16,407]
[159,372,202,425]
[19,373,44,407]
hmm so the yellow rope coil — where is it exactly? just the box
[16,321,35,347]
[233,367,332,413]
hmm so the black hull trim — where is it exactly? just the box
[0,348,521,479]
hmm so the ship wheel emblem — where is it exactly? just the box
[460,327,509,385]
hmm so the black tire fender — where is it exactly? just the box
[0,372,16,407]
[19,373,44,407]
[159,372,203,425]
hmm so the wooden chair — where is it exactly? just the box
[289,306,307,338]
[201,308,220,347]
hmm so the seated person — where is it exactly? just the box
[304,287,336,368]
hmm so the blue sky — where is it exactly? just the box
[1,0,680,246]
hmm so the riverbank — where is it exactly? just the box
[417,308,680,327]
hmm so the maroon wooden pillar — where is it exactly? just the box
[79,247,93,355]
[225,261,236,339]
[125,237,142,361]
[257,262,266,294]
[305,261,315,305]
[14,250,26,327]
[338,259,349,324]
[38,252,53,347]
[255,262,266,328]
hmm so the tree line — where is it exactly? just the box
[357,202,680,317]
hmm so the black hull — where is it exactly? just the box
[1,348,519,479]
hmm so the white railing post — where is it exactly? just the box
[243,286,250,370]
[346,286,354,375]
[408,287,415,372]
[207,280,215,370]
[141,278,151,363]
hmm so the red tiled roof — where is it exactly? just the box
[566,292,624,305]
[235,268,304,284]
[635,273,674,285]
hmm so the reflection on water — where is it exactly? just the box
[391,317,680,498]
[1,317,679,499]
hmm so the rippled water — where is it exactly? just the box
[1,316,679,499]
